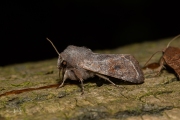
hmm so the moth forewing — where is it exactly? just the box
[163,47,180,78]
[79,54,144,83]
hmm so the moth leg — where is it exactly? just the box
[58,70,68,88]
[95,73,120,88]
[157,57,165,76]
[71,68,85,95]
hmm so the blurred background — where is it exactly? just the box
[1,1,180,66]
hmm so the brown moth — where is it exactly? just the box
[46,38,144,94]
[145,34,180,78]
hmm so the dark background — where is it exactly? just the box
[1,1,180,66]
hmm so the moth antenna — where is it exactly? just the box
[166,34,180,48]
[46,38,60,55]
[144,51,162,67]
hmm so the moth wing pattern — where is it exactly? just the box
[79,54,144,83]
[163,46,180,78]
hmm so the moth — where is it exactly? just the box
[46,38,144,94]
[145,34,180,79]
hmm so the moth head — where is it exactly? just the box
[46,38,66,79]
[57,55,67,69]
[57,55,67,80]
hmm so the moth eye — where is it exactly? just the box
[62,61,67,67]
